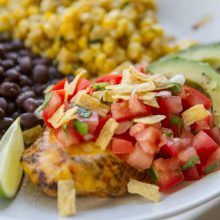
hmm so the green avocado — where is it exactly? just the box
[161,43,220,71]
[148,57,220,126]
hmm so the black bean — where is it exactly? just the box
[7,102,15,114]
[0,117,13,130]
[21,113,40,129]
[16,90,35,107]
[0,44,5,58]
[11,39,23,50]
[19,49,31,57]
[32,83,47,96]
[14,65,21,72]
[11,112,19,120]
[36,99,44,106]
[19,74,32,86]
[49,66,62,79]
[0,108,5,120]
[67,75,74,82]
[33,64,49,84]
[0,97,7,111]
[21,85,31,93]
[0,66,5,79]
[5,69,20,82]
[0,82,20,98]
[19,56,32,74]
[5,52,18,63]
[1,59,14,70]
[3,43,13,52]
[33,57,51,66]
[23,97,39,112]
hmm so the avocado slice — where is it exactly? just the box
[148,57,220,126]
[162,43,220,71]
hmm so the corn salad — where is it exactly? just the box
[0,0,177,76]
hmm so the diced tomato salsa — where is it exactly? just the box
[40,68,219,192]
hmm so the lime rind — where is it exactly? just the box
[0,117,24,198]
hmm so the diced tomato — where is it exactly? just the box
[43,90,65,126]
[181,129,194,140]
[78,111,99,134]
[209,127,220,145]
[115,121,133,135]
[51,78,67,91]
[180,86,212,110]
[135,127,162,155]
[193,131,218,165]
[54,126,83,148]
[111,138,134,155]
[70,78,92,100]
[177,147,200,167]
[129,93,151,115]
[157,96,183,115]
[152,157,184,191]
[129,123,146,137]
[111,100,151,122]
[177,147,201,180]
[126,143,154,170]
[95,74,122,85]
[191,115,211,132]
[159,136,191,158]
[92,115,111,141]
[183,165,202,181]
[76,78,91,92]
[203,148,220,174]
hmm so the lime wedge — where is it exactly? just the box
[0,117,24,198]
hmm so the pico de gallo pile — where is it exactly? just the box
[37,65,220,192]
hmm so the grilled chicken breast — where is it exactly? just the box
[21,130,146,197]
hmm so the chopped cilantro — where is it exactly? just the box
[74,119,88,135]
[93,82,109,91]
[170,83,181,95]
[163,129,173,138]
[205,162,218,174]
[182,156,200,171]
[170,115,183,135]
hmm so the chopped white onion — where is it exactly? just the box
[83,134,94,141]
[170,74,185,85]
[157,90,172,97]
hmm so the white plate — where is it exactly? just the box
[1,0,220,219]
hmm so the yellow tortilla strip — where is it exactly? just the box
[48,104,65,128]
[58,107,78,127]
[106,81,156,93]
[134,115,166,124]
[127,179,160,202]
[64,70,87,100]
[182,104,210,126]
[121,69,139,85]
[74,93,110,117]
[95,118,119,151]
[58,179,76,216]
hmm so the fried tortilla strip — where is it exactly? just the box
[134,115,166,124]
[75,93,110,117]
[95,118,118,151]
[58,179,76,217]
[106,81,156,93]
[127,179,160,202]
